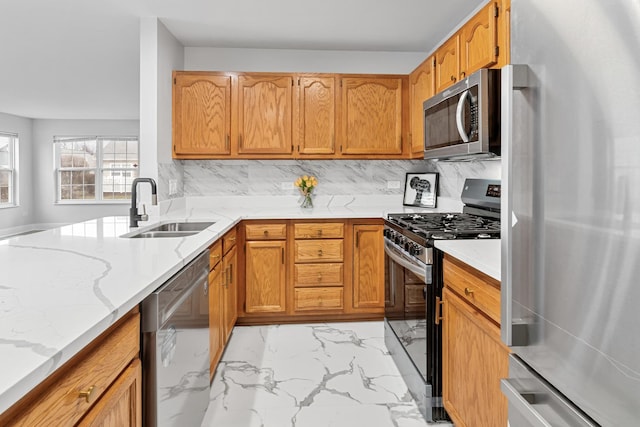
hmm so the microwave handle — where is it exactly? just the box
[455,89,471,142]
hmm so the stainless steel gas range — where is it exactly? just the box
[384,178,501,422]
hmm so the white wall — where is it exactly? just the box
[140,17,185,205]
[31,119,139,224]
[0,112,34,230]
[184,47,426,74]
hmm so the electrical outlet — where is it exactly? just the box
[169,179,178,195]
[281,181,294,190]
[387,180,401,189]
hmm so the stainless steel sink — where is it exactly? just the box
[146,222,215,232]
[129,231,199,239]
[122,221,215,238]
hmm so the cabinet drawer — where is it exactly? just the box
[294,263,343,287]
[3,312,140,426]
[223,228,237,253]
[294,287,344,311]
[209,239,222,269]
[245,223,287,240]
[444,255,501,324]
[294,223,344,239]
[295,239,343,262]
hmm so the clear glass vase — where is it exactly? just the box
[300,192,314,209]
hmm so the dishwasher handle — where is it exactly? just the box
[159,270,208,327]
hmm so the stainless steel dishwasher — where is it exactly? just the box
[141,250,210,427]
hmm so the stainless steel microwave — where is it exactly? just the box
[423,68,500,160]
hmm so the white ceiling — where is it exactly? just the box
[0,0,483,120]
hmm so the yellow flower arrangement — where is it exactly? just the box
[294,175,318,195]
[295,175,317,208]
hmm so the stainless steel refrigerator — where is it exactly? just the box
[500,0,640,425]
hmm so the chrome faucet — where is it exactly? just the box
[130,178,158,227]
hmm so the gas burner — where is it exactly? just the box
[430,232,457,240]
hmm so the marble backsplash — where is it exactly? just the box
[160,158,501,201]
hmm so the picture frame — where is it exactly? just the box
[402,172,439,208]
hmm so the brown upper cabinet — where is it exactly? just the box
[237,74,294,155]
[173,72,232,158]
[339,76,405,156]
[460,2,499,79]
[435,35,461,93]
[295,75,337,156]
[409,56,435,157]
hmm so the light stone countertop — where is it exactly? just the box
[0,194,498,414]
[434,239,501,281]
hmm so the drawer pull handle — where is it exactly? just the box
[318,273,323,282]
[264,230,269,236]
[318,249,323,257]
[211,254,220,260]
[464,287,474,296]
[229,236,236,242]
[79,385,96,403]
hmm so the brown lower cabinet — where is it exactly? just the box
[442,254,509,427]
[236,218,384,324]
[209,227,238,381]
[0,309,142,427]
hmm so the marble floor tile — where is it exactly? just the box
[201,321,452,427]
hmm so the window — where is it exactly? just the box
[0,132,18,207]
[54,136,139,203]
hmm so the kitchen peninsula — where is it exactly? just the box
[0,195,500,422]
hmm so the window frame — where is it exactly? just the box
[53,135,139,204]
[0,132,18,208]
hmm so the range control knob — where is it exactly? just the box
[412,245,423,256]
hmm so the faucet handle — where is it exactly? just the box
[140,204,149,221]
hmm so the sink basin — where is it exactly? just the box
[146,222,215,232]
[122,221,215,239]
[129,231,199,239]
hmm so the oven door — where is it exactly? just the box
[384,239,430,382]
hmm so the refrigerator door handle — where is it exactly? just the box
[500,64,531,347]
[502,355,599,427]
[501,378,552,427]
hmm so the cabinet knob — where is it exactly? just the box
[318,229,323,237]
[78,385,96,403]
[450,75,457,82]
[461,71,466,78]
[263,230,269,236]
[317,273,323,282]
[318,249,323,257]
[464,287,474,296]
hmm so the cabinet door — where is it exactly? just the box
[340,77,403,155]
[77,360,142,427]
[245,240,287,313]
[297,76,336,155]
[409,57,435,156]
[497,0,511,68]
[435,35,460,93]
[460,2,498,78]
[209,265,223,378]
[442,288,509,427]
[222,245,238,342]
[352,224,384,309]
[238,74,294,154]
[173,73,231,157]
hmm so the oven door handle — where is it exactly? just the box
[384,240,429,283]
